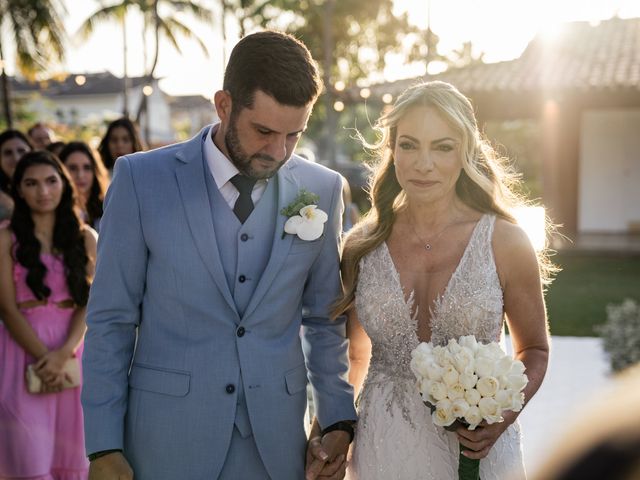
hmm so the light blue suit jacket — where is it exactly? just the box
[81,126,357,479]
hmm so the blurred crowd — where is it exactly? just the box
[0,118,145,478]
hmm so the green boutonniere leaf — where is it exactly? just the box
[280,189,320,218]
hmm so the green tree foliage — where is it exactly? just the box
[250,0,423,85]
[0,0,67,127]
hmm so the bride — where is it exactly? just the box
[338,81,553,479]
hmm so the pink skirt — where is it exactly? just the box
[0,305,88,479]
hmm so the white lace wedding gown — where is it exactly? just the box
[346,215,526,480]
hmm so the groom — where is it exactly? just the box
[82,30,356,479]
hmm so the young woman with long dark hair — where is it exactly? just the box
[97,117,144,171]
[59,141,109,230]
[0,130,32,227]
[0,150,97,479]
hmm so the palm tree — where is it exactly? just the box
[78,0,136,117]
[80,1,212,141]
[0,0,66,128]
[135,0,212,126]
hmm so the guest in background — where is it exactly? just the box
[531,364,640,480]
[0,130,32,227]
[27,122,55,150]
[0,150,97,479]
[341,176,360,233]
[97,117,144,171]
[59,141,109,231]
[46,141,66,158]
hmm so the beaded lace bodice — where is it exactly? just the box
[348,215,525,480]
[355,214,503,387]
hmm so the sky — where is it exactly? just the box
[4,0,640,98]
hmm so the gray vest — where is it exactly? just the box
[203,160,278,438]
[204,168,277,317]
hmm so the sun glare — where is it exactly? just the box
[514,206,547,252]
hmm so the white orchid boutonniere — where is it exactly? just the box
[281,189,327,241]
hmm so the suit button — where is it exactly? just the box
[237,326,245,337]
[240,233,249,241]
[239,275,246,283]
[226,384,235,394]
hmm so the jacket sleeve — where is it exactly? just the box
[81,156,148,454]
[301,172,357,429]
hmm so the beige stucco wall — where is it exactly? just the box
[579,109,640,233]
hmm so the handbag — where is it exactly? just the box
[25,356,81,393]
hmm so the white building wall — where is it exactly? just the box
[579,109,640,233]
[17,81,175,144]
[140,89,174,143]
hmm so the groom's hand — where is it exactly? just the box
[88,451,134,480]
[305,431,350,480]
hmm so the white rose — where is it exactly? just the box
[410,355,431,379]
[484,342,506,360]
[509,391,525,412]
[418,378,431,398]
[494,389,512,409]
[459,335,479,353]
[433,346,447,365]
[459,372,478,390]
[447,338,462,354]
[451,398,471,418]
[493,356,514,377]
[429,381,448,402]
[485,413,504,425]
[464,406,483,430]
[442,365,459,386]
[478,397,503,424]
[509,360,526,376]
[464,388,481,406]
[432,399,456,427]
[413,342,434,357]
[452,348,475,374]
[507,373,529,392]
[476,376,499,398]
[425,362,445,382]
[442,350,455,368]
[475,357,494,378]
[447,383,465,400]
[284,205,328,241]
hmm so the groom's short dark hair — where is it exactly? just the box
[223,30,322,111]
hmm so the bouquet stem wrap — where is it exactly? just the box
[458,447,480,480]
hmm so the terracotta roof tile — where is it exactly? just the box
[11,71,149,96]
[369,16,640,98]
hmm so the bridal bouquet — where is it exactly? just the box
[410,335,528,480]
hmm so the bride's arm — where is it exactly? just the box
[458,218,550,460]
[495,219,550,416]
[347,308,372,400]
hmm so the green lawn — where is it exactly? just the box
[545,253,640,336]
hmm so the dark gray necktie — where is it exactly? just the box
[230,174,257,223]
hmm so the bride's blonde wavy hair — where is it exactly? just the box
[333,81,556,318]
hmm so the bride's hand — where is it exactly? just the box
[455,411,518,460]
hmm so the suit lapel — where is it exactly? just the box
[242,163,298,320]
[174,126,237,317]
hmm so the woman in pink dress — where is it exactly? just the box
[0,150,97,479]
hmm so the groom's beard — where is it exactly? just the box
[225,119,288,180]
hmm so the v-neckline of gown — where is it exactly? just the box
[382,214,487,343]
